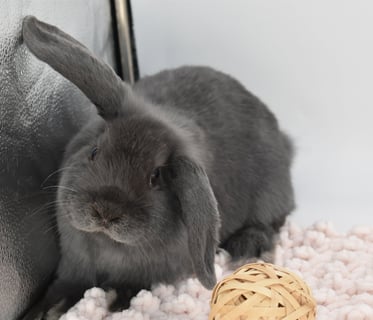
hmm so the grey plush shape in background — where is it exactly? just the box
[0,1,116,319]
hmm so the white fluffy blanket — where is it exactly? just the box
[60,221,373,320]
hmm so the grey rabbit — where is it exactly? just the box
[21,16,294,319]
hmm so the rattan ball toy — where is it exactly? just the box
[209,263,316,320]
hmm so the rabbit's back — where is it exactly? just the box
[134,66,294,244]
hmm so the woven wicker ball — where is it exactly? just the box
[209,263,316,320]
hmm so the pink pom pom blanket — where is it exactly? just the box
[60,220,373,320]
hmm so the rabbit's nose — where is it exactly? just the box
[91,202,121,225]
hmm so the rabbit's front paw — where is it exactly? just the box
[221,226,274,261]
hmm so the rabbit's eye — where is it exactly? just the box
[90,147,98,161]
[149,167,160,188]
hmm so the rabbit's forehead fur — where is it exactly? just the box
[96,116,177,183]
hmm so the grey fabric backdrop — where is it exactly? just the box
[0,1,116,318]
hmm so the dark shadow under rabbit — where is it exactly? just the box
[21,16,294,320]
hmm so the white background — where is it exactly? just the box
[132,0,373,231]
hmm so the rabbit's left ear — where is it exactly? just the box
[170,157,220,289]
[22,16,129,120]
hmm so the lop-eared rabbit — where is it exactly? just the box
[22,16,294,319]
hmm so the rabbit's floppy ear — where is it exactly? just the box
[22,16,128,120]
[170,157,220,289]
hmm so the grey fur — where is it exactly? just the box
[22,16,294,319]
[22,16,128,120]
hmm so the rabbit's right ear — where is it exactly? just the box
[22,16,128,120]
[169,157,220,289]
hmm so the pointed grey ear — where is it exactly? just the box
[170,157,220,289]
[22,16,128,120]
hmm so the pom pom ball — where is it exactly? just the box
[209,263,316,320]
